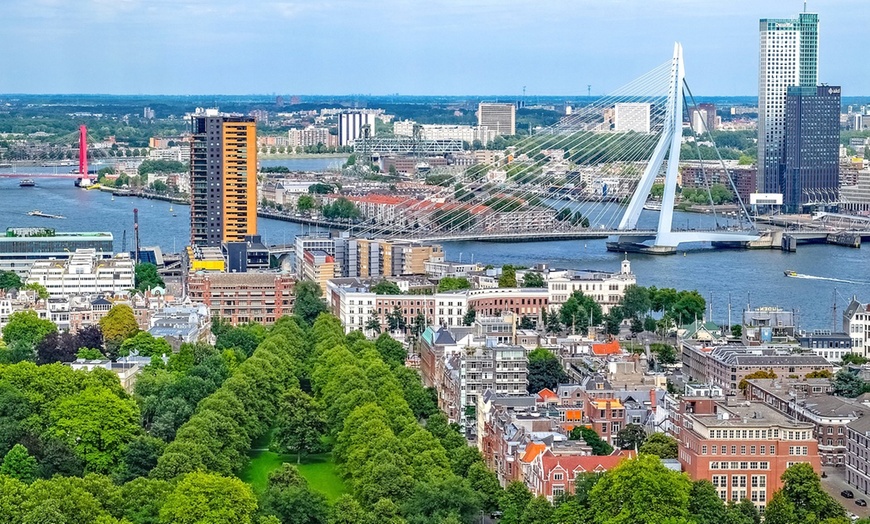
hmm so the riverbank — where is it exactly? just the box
[259,153,349,160]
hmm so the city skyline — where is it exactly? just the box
[1,0,868,96]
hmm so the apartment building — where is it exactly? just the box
[547,259,635,314]
[671,396,820,511]
[27,249,134,298]
[186,272,294,326]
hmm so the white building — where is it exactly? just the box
[844,298,870,357]
[614,103,651,134]
[26,249,135,298]
[288,126,331,148]
[478,103,516,136]
[338,111,379,146]
[547,259,636,314]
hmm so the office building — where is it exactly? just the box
[781,85,840,212]
[338,111,378,146]
[671,396,820,511]
[614,103,651,133]
[478,103,516,136]
[26,249,134,298]
[190,109,258,247]
[186,272,295,326]
[758,12,819,193]
[0,228,114,277]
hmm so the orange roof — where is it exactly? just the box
[536,388,559,403]
[521,442,547,463]
[591,398,623,410]
[591,340,621,356]
[564,409,582,421]
[539,450,626,474]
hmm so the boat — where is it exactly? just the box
[784,270,797,277]
[19,179,35,187]
[27,210,66,219]
[643,202,662,211]
[112,188,133,197]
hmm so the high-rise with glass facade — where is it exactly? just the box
[757,12,819,195]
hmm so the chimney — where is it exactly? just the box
[649,389,657,412]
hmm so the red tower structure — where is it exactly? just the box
[78,125,88,179]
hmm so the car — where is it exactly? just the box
[843,490,855,499]
[856,499,867,507]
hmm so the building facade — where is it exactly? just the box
[757,12,819,194]
[478,103,516,137]
[0,228,114,277]
[190,110,258,247]
[186,272,294,325]
[26,250,134,298]
[338,111,378,146]
[782,85,840,212]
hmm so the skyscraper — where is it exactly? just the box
[782,85,840,212]
[338,111,378,146]
[190,109,258,247]
[758,12,819,194]
[478,103,516,136]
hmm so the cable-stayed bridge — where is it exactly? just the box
[343,43,762,254]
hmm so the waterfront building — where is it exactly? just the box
[287,126,333,148]
[758,12,819,194]
[671,396,820,511]
[613,103,651,134]
[782,86,840,212]
[840,170,870,213]
[189,109,258,247]
[844,298,870,358]
[478,103,516,137]
[338,111,378,146]
[546,259,636,315]
[0,228,114,277]
[186,272,294,326]
[26,249,134,298]
[680,161,757,204]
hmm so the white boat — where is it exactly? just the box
[643,202,662,211]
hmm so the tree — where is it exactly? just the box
[522,272,545,288]
[832,369,865,397]
[77,347,105,359]
[297,194,316,213]
[23,282,49,300]
[560,291,603,335]
[570,426,613,456]
[376,332,407,367]
[468,461,502,513]
[671,290,706,324]
[521,496,554,524]
[117,435,165,482]
[45,387,140,474]
[462,306,477,326]
[2,310,57,350]
[527,348,569,394]
[621,285,651,320]
[365,316,382,334]
[1,443,37,483]
[438,277,471,292]
[386,305,407,333]
[805,369,832,379]
[294,280,328,325]
[159,472,258,524]
[372,280,402,295]
[737,369,777,393]
[649,343,678,367]
[781,462,846,520]
[501,481,533,524]
[688,480,728,524]
[731,324,743,338]
[727,499,760,524]
[135,263,164,291]
[100,304,139,354]
[841,352,869,365]
[120,331,171,358]
[616,424,646,450]
[0,270,22,291]
[519,316,535,330]
[499,265,518,288]
[587,454,692,524]
[638,432,678,459]
[274,390,327,463]
[643,316,657,333]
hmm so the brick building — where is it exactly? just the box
[671,396,820,512]
[187,272,294,325]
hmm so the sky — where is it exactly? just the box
[0,0,866,96]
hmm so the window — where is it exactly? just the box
[554,473,563,481]
[702,445,708,455]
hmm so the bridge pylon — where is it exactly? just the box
[610,43,759,254]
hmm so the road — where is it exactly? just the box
[821,465,869,519]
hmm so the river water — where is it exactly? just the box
[2,158,868,329]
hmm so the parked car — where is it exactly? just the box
[856,499,867,507]
[842,490,855,499]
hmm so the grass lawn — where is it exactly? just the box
[241,450,347,502]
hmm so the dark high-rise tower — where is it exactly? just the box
[190,110,258,247]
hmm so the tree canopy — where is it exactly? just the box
[527,348,569,394]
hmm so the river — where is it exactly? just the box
[2,158,868,330]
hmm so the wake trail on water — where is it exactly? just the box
[789,274,869,285]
